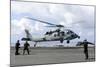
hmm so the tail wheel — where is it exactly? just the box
[34,42,37,47]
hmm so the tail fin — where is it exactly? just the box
[25,29,32,39]
[22,29,32,41]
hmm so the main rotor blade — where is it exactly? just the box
[45,25,58,27]
[26,17,56,26]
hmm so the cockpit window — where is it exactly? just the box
[66,30,73,34]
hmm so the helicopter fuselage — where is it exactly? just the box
[21,17,80,47]
[22,29,80,44]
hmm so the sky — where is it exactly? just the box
[11,1,95,47]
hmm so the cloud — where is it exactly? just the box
[11,19,22,35]
[64,12,77,26]
[12,18,30,31]
[47,3,93,29]
[11,17,47,36]
[11,1,95,45]
[34,21,46,31]
[11,1,36,14]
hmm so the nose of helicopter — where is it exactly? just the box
[71,33,80,39]
[76,34,80,39]
[74,34,80,39]
[77,35,80,39]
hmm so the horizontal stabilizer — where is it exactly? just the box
[21,38,31,41]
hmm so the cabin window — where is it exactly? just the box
[61,31,65,36]
[54,34,56,37]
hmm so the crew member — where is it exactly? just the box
[15,40,20,55]
[23,41,30,55]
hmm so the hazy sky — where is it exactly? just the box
[11,1,95,46]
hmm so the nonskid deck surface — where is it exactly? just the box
[10,47,95,66]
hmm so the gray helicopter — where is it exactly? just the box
[22,17,80,47]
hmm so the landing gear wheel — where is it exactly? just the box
[60,38,63,43]
[67,40,70,43]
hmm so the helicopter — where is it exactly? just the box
[21,17,80,47]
